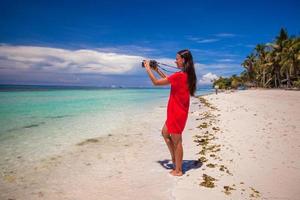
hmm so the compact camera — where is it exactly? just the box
[141,60,158,69]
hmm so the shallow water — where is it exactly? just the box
[0,86,213,165]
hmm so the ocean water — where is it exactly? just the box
[0,85,213,164]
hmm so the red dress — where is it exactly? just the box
[166,71,190,134]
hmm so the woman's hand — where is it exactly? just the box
[143,60,169,86]
[143,60,151,71]
[143,60,159,72]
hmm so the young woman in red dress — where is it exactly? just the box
[143,49,197,176]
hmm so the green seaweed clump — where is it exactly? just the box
[206,163,217,168]
[223,185,236,195]
[200,174,217,188]
[197,122,208,129]
[206,144,220,152]
[198,97,217,110]
[194,138,209,146]
[219,165,233,175]
[199,156,208,163]
[199,148,206,155]
[212,127,220,131]
[250,187,260,198]
[219,165,226,171]
[200,112,213,120]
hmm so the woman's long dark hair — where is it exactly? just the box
[177,49,197,96]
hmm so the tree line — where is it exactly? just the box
[213,28,300,89]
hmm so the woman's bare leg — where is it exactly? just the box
[170,134,183,176]
[161,124,175,168]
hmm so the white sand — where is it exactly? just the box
[1,89,300,200]
[175,89,300,200]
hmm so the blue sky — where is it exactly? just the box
[0,0,299,87]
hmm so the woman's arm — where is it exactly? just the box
[144,61,170,86]
[155,68,167,78]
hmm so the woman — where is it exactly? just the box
[143,49,197,176]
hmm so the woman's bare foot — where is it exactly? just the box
[170,170,183,176]
[172,158,175,169]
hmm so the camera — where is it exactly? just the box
[142,60,158,69]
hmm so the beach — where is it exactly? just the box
[1,89,300,200]
[175,89,300,200]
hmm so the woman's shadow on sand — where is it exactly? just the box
[157,159,202,173]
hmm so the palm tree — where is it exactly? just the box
[272,47,283,88]
[276,28,289,44]
[241,53,256,83]
[264,51,276,87]
[240,28,299,89]
[280,37,300,87]
[290,37,300,78]
[254,44,267,87]
[275,28,289,87]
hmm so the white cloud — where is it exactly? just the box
[214,33,236,38]
[185,36,220,44]
[185,36,201,41]
[0,45,145,75]
[193,61,242,85]
[186,33,237,44]
[96,45,157,55]
[0,44,244,86]
[196,39,220,43]
[216,58,234,62]
[198,72,219,85]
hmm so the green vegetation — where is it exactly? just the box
[213,28,300,89]
[213,75,243,89]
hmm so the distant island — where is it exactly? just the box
[213,28,300,89]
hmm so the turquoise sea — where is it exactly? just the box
[0,85,213,164]
[0,85,213,136]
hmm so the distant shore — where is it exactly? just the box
[1,89,299,200]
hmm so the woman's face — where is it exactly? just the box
[175,54,184,68]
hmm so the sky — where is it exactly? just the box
[0,0,299,87]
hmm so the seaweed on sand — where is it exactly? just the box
[250,187,260,198]
[200,174,217,188]
[197,122,208,129]
[77,138,99,146]
[212,127,220,131]
[223,185,236,195]
[219,165,233,175]
[194,138,209,146]
[198,96,218,110]
[206,163,217,168]
[200,112,214,120]
[219,165,226,171]
[199,156,208,163]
